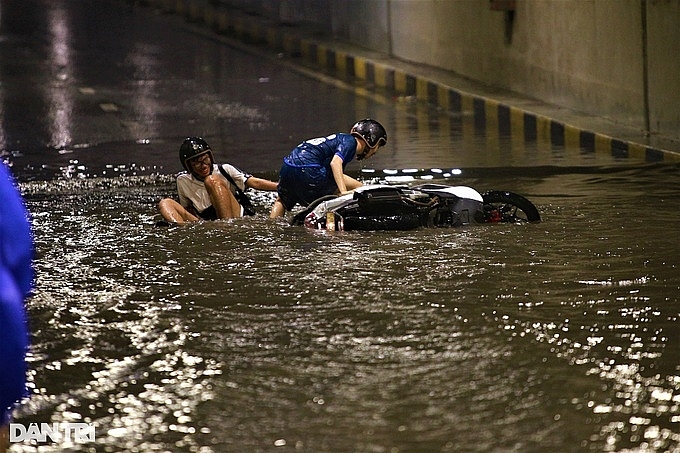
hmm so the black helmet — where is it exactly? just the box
[350,119,387,148]
[179,137,214,179]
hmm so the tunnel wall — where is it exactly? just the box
[210,0,679,141]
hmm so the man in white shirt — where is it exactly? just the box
[158,137,277,223]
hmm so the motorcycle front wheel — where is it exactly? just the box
[482,191,541,223]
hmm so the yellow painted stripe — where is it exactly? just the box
[460,93,474,115]
[416,78,428,101]
[354,57,367,80]
[627,142,646,160]
[335,51,347,74]
[594,134,612,154]
[485,99,500,128]
[394,70,407,94]
[536,115,551,141]
[662,151,680,162]
[373,64,388,88]
[317,45,328,67]
[509,106,524,139]
[564,123,580,149]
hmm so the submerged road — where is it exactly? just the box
[0,0,403,181]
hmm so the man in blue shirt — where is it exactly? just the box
[270,119,387,218]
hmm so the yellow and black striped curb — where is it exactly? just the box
[142,0,679,163]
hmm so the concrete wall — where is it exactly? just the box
[646,0,680,137]
[211,0,680,140]
[330,0,390,54]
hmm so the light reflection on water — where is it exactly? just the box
[4,1,678,450]
[14,165,680,452]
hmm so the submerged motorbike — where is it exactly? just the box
[292,184,541,231]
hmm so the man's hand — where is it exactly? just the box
[247,177,278,191]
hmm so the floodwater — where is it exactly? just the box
[3,1,680,452]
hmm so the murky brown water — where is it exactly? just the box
[16,161,680,453]
[3,1,680,452]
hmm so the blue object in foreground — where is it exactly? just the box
[0,163,33,425]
